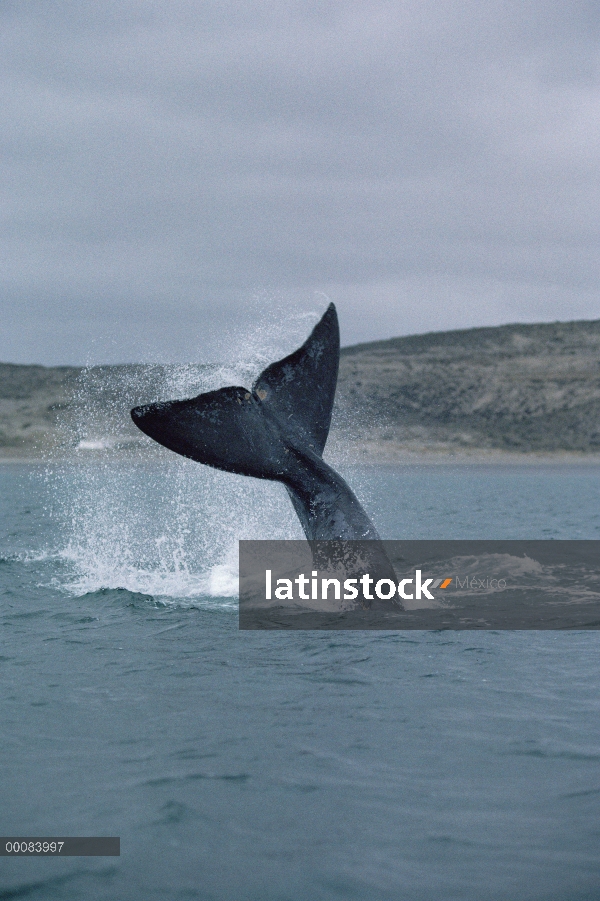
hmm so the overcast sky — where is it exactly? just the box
[1,0,599,364]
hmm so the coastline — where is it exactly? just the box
[331,442,600,466]
[3,444,600,466]
[4,319,600,464]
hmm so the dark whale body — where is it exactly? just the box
[131,304,400,608]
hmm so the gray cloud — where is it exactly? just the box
[1,0,599,363]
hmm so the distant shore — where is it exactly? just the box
[3,317,600,462]
[332,443,600,466]
[3,443,600,466]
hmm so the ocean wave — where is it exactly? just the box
[56,545,239,607]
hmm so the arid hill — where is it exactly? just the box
[2,318,600,459]
[335,319,600,454]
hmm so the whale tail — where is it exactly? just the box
[131,303,340,480]
[131,303,400,603]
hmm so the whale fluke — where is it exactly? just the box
[131,304,339,481]
[131,304,400,607]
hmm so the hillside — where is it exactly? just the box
[2,318,600,459]
[335,319,600,455]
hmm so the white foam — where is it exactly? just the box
[76,439,113,450]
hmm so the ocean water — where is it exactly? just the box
[1,459,600,900]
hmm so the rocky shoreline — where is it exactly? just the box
[2,318,600,462]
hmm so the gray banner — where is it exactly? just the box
[239,540,600,630]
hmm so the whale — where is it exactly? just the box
[131,304,400,608]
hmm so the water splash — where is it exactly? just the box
[44,306,376,604]
[48,352,307,603]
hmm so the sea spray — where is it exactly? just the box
[44,307,383,602]
[47,358,305,602]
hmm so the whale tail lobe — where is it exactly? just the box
[130,303,340,481]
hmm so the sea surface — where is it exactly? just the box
[1,459,600,900]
